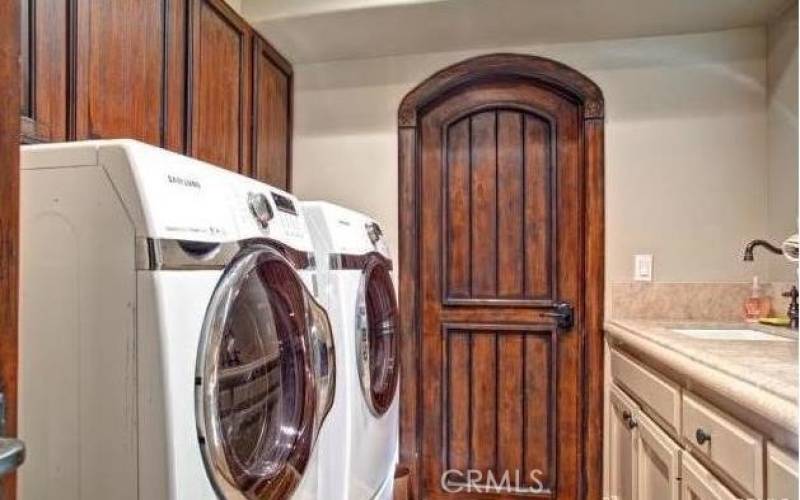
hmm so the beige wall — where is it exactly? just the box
[293,27,781,284]
[767,5,799,282]
[224,0,242,14]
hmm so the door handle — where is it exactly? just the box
[541,302,574,330]
[0,394,24,477]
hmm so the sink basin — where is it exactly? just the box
[671,329,792,341]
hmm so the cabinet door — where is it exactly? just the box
[251,35,292,190]
[609,384,639,500]
[20,0,69,143]
[767,443,799,500]
[637,410,681,500]
[681,452,738,500]
[188,0,251,172]
[74,0,174,145]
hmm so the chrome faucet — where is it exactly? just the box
[743,239,783,261]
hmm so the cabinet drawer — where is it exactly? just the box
[681,451,738,500]
[610,349,681,433]
[682,393,763,497]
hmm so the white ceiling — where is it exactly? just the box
[242,0,793,63]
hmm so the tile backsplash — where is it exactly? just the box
[610,282,798,321]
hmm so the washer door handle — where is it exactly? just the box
[0,394,24,476]
[0,438,24,476]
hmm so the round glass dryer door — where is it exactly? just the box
[355,256,400,416]
[196,246,332,500]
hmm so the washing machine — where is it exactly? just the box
[20,139,335,500]
[302,202,399,500]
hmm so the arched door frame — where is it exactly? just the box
[396,53,605,499]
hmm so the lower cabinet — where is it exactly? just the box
[609,384,639,500]
[608,383,681,500]
[607,346,800,500]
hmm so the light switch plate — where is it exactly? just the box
[634,254,653,281]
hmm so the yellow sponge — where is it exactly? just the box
[759,317,791,326]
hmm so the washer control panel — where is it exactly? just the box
[247,192,274,229]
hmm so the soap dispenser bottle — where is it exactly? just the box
[743,276,770,322]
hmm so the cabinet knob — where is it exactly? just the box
[621,410,637,429]
[695,428,711,445]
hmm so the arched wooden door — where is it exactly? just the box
[397,54,604,499]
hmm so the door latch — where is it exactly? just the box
[542,302,574,330]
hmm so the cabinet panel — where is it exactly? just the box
[251,35,291,190]
[767,443,799,500]
[637,411,681,500]
[21,0,69,143]
[681,452,738,500]
[189,0,251,173]
[609,384,638,500]
[74,0,166,144]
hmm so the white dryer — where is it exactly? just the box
[302,202,399,500]
[20,140,335,500]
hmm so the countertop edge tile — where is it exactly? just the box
[605,319,798,438]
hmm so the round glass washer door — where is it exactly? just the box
[196,246,323,500]
[355,255,400,416]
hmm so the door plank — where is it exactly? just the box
[445,119,471,299]
[524,334,552,488]
[496,111,524,298]
[496,334,524,477]
[469,332,497,473]
[469,111,498,298]
[446,332,470,473]
[523,115,552,299]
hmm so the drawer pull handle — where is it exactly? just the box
[627,418,638,430]
[622,410,632,421]
[695,428,711,445]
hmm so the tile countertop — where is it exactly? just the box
[605,319,799,437]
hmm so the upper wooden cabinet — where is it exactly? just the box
[19,0,293,187]
[188,0,251,173]
[252,35,292,190]
[74,0,170,145]
[20,0,69,143]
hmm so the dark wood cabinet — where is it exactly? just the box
[188,0,251,173]
[74,0,169,144]
[20,0,69,143]
[18,0,292,186]
[251,35,292,190]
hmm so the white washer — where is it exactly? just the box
[20,140,336,500]
[302,202,399,500]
